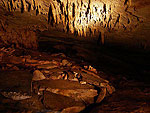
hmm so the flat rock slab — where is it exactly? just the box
[33,79,94,90]
[0,71,32,94]
[33,79,97,105]
[43,91,84,111]
[46,88,97,104]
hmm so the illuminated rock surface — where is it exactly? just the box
[0,0,150,48]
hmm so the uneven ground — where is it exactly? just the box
[39,31,150,113]
[0,0,150,112]
[0,29,150,113]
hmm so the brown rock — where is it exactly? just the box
[3,56,23,64]
[96,87,107,103]
[43,91,84,111]
[32,70,46,81]
[0,71,32,94]
[37,64,58,69]
[100,83,115,94]
[33,79,94,90]
[62,59,72,67]
[46,88,97,104]
[61,106,85,113]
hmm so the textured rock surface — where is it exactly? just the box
[0,0,150,49]
[0,47,115,112]
[0,71,32,94]
[32,70,46,81]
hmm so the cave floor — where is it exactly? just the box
[38,31,150,113]
[0,31,150,113]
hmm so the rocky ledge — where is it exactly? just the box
[0,47,115,113]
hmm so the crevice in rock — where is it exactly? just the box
[21,0,24,13]
[36,6,39,15]
[72,3,75,18]
[10,0,13,10]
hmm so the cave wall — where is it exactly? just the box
[0,0,150,49]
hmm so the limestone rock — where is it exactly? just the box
[0,0,149,49]
[32,70,46,81]
[1,91,31,100]
[0,71,32,94]
[33,79,94,90]
[43,91,84,111]
[46,88,97,104]
[2,56,23,64]
[37,64,58,69]
[96,87,107,103]
[62,59,72,67]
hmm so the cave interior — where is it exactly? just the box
[0,0,150,113]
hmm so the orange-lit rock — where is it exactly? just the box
[0,0,150,48]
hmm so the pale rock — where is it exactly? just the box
[80,81,87,85]
[70,78,79,82]
[1,91,31,100]
[32,70,46,81]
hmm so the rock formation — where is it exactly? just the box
[0,0,150,48]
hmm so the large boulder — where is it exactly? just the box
[33,79,98,105]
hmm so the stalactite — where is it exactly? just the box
[1,0,142,37]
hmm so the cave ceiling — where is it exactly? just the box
[0,0,150,48]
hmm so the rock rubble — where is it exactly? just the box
[0,47,115,112]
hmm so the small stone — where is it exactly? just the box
[62,59,72,67]
[12,66,19,70]
[88,65,97,73]
[84,66,88,69]
[70,78,78,82]
[80,81,86,85]
[32,70,46,81]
